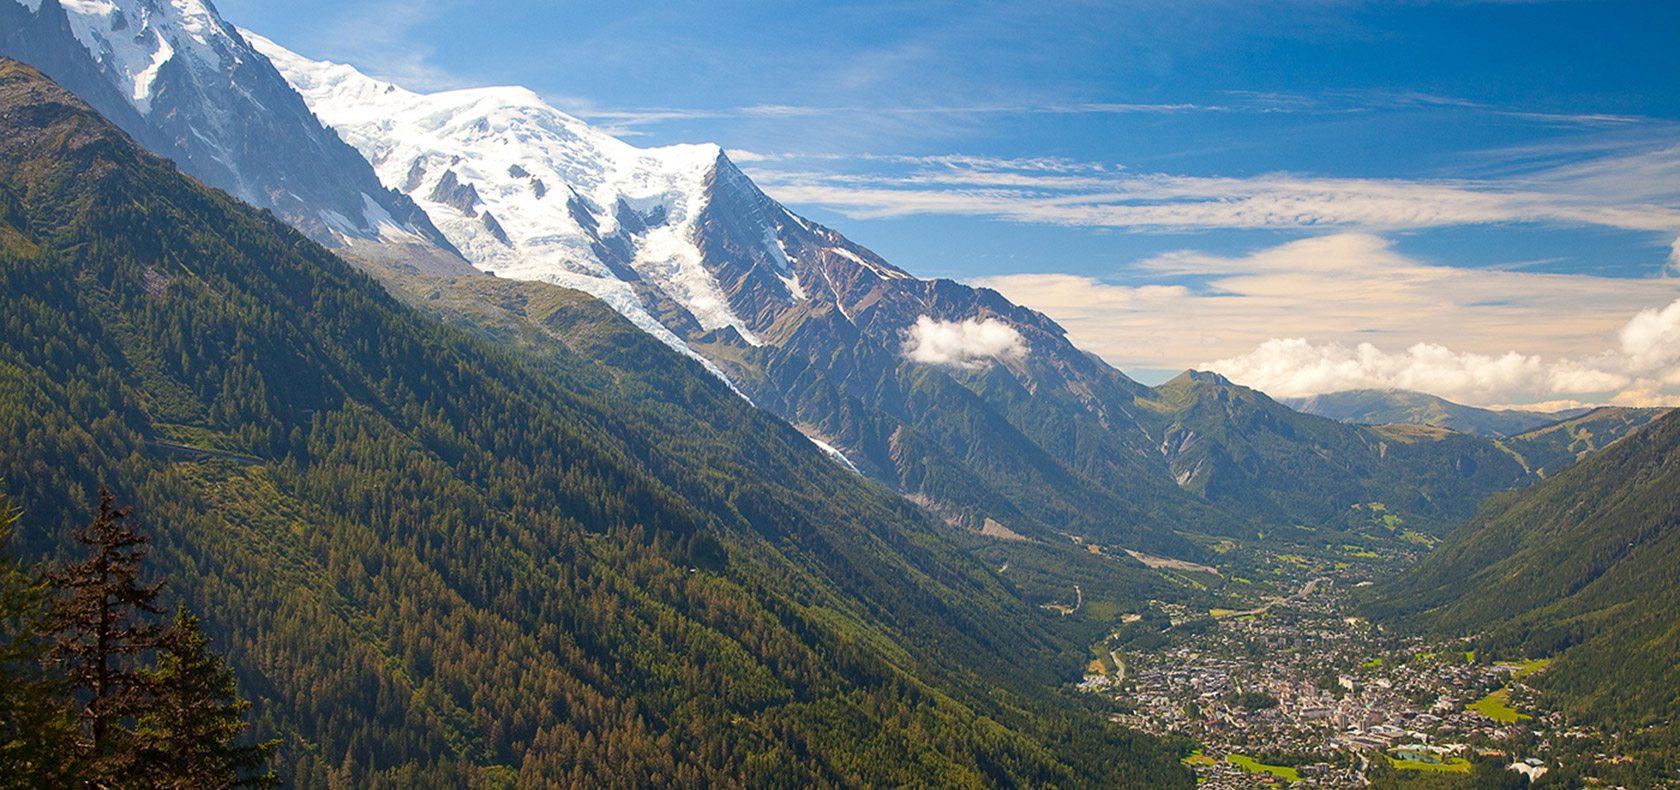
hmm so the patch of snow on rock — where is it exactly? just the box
[248,31,770,353]
[43,0,238,115]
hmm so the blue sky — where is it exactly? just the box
[222,0,1680,407]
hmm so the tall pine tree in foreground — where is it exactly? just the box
[20,488,276,789]
[137,607,277,790]
[45,489,166,783]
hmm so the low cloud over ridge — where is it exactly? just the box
[902,316,1027,368]
[975,233,1680,407]
[1207,297,1680,407]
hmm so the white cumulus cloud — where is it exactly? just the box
[975,234,1680,377]
[1619,299,1680,373]
[975,233,1680,406]
[902,316,1027,368]
[1205,297,1680,406]
[1205,339,1631,403]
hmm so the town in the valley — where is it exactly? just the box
[1076,547,1635,788]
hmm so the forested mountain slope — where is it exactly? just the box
[1143,373,1532,539]
[1498,406,1668,478]
[1373,407,1680,730]
[0,59,1191,788]
[253,37,1575,559]
[337,255,1186,622]
[1285,389,1667,480]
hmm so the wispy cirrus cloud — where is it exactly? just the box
[726,151,1118,173]
[743,133,1680,233]
[568,88,1662,135]
[750,169,1680,232]
[566,100,1226,131]
[542,100,1228,138]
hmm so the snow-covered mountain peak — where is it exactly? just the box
[3,0,463,253]
[251,32,763,348]
[248,33,965,429]
[252,32,721,218]
[18,0,236,114]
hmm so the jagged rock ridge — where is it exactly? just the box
[0,0,461,262]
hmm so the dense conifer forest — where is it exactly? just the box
[0,59,1195,787]
[1372,408,1680,779]
[1,487,277,789]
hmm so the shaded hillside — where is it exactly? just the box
[1144,373,1531,539]
[1499,406,1669,478]
[338,254,1188,640]
[254,37,1562,562]
[1373,407,1680,731]
[0,59,1192,788]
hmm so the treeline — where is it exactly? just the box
[1365,754,1530,789]
[1365,747,1678,790]
[0,60,1193,787]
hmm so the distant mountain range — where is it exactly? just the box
[1147,373,1533,536]
[1288,388,1667,476]
[1496,405,1668,477]
[1283,389,1589,438]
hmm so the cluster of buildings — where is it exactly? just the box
[1084,589,1581,787]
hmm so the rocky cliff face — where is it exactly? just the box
[676,157,1219,547]
[250,34,1211,546]
[245,33,1545,552]
[0,0,461,260]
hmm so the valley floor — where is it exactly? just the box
[1082,567,1640,788]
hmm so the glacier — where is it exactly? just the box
[248,32,769,374]
[2,0,459,250]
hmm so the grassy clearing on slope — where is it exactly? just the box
[1469,689,1529,724]
[1512,658,1552,679]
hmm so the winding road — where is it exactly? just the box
[1216,577,1331,619]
